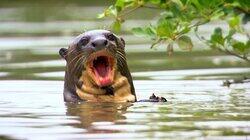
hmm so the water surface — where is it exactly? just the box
[0,74,249,139]
[0,1,250,140]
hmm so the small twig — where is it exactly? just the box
[143,5,162,9]
[217,48,250,63]
[150,38,162,49]
[189,20,210,29]
[235,7,250,14]
[194,27,210,45]
[223,77,250,87]
[119,5,142,18]
[174,20,209,40]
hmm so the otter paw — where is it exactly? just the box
[149,93,167,102]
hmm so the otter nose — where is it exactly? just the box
[91,38,108,49]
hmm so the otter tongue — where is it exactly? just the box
[95,62,111,86]
[93,56,113,87]
[96,62,107,77]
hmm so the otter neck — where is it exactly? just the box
[76,70,135,102]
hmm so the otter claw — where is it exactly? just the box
[149,93,167,102]
[149,93,157,99]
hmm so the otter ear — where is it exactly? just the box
[59,48,68,59]
[120,37,125,47]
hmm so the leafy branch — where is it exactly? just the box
[98,0,250,62]
[194,25,250,63]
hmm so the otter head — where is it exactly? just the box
[59,30,126,89]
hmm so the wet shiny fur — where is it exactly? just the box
[59,30,136,102]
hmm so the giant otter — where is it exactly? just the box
[59,30,166,102]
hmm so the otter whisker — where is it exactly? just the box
[116,48,125,54]
[68,53,85,76]
[68,52,84,67]
[117,51,126,61]
[117,50,125,56]
[73,55,86,74]
[65,48,76,56]
[72,54,85,73]
[74,53,89,74]
[117,57,125,68]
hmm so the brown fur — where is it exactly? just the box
[59,30,136,102]
[76,71,135,102]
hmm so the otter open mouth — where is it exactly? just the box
[93,56,112,86]
[87,51,116,87]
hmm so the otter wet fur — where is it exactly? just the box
[59,30,166,103]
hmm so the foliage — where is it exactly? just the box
[98,0,250,62]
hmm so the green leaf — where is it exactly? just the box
[149,0,161,5]
[160,11,174,18]
[210,10,224,20]
[115,0,125,8]
[237,0,250,12]
[225,29,236,41]
[115,0,125,12]
[115,0,135,12]
[247,40,250,48]
[228,15,240,29]
[176,35,193,51]
[179,26,190,34]
[232,40,250,54]
[132,27,145,36]
[210,27,224,45]
[172,0,184,9]
[156,19,176,38]
[104,5,117,17]
[232,42,246,53]
[100,5,117,18]
[198,0,223,9]
[97,13,105,19]
[246,40,250,53]
[132,26,156,39]
[112,20,121,33]
[191,0,203,11]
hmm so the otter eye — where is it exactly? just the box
[106,33,116,41]
[78,37,89,46]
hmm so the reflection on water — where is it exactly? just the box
[66,102,131,130]
[0,1,250,139]
[0,80,249,139]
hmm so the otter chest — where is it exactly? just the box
[76,71,136,102]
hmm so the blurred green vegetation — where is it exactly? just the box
[100,0,250,62]
[0,0,114,7]
[0,0,249,80]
